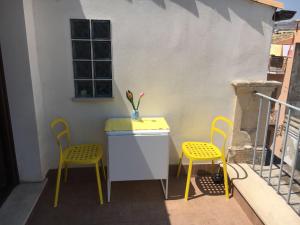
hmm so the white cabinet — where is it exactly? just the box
[105,118,170,202]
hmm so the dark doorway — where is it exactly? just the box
[0,45,19,206]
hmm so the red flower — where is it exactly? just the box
[126,90,145,111]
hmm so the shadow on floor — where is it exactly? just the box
[196,175,225,196]
[25,167,254,225]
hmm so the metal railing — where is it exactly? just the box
[253,92,300,214]
[268,56,288,75]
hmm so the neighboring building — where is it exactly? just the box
[267,20,300,160]
[268,20,300,104]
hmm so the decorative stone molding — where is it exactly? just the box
[229,80,281,163]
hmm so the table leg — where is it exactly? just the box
[166,178,168,199]
[107,179,111,202]
[160,179,168,199]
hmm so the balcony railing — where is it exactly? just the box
[268,56,288,75]
[253,92,300,215]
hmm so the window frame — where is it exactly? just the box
[70,19,113,99]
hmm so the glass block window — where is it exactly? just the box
[70,19,112,98]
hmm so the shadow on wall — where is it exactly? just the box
[30,0,273,176]
[32,0,179,172]
[30,0,130,172]
[29,3,172,224]
[125,0,273,34]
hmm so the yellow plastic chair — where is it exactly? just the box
[50,118,105,207]
[177,116,233,201]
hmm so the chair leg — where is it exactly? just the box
[184,160,193,201]
[221,157,229,200]
[54,160,63,208]
[95,162,104,205]
[64,163,68,183]
[101,159,106,180]
[176,152,184,178]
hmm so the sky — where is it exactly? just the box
[281,0,300,19]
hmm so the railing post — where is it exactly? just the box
[277,109,291,193]
[287,127,300,203]
[250,93,300,212]
[253,97,263,170]
[268,104,281,184]
[260,100,272,177]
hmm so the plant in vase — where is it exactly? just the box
[126,90,144,120]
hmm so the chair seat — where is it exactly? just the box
[63,144,103,164]
[182,142,221,160]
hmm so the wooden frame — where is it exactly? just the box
[252,0,284,9]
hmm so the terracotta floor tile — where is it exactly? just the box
[26,168,253,225]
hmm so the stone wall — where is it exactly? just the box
[229,80,281,163]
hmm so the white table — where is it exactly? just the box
[105,118,170,202]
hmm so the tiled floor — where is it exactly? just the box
[26,168,253,225]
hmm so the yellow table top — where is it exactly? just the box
[105,117,169,132]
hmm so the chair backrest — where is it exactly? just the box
[210,116,233,155]
[50,118,71,153]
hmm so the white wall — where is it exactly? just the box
[23,0,49,177]
[0,0,43,181]
[22,0,275,176]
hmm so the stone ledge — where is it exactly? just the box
[231,80,282,88]
[227,163,300,225]
[0,180,47,225]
